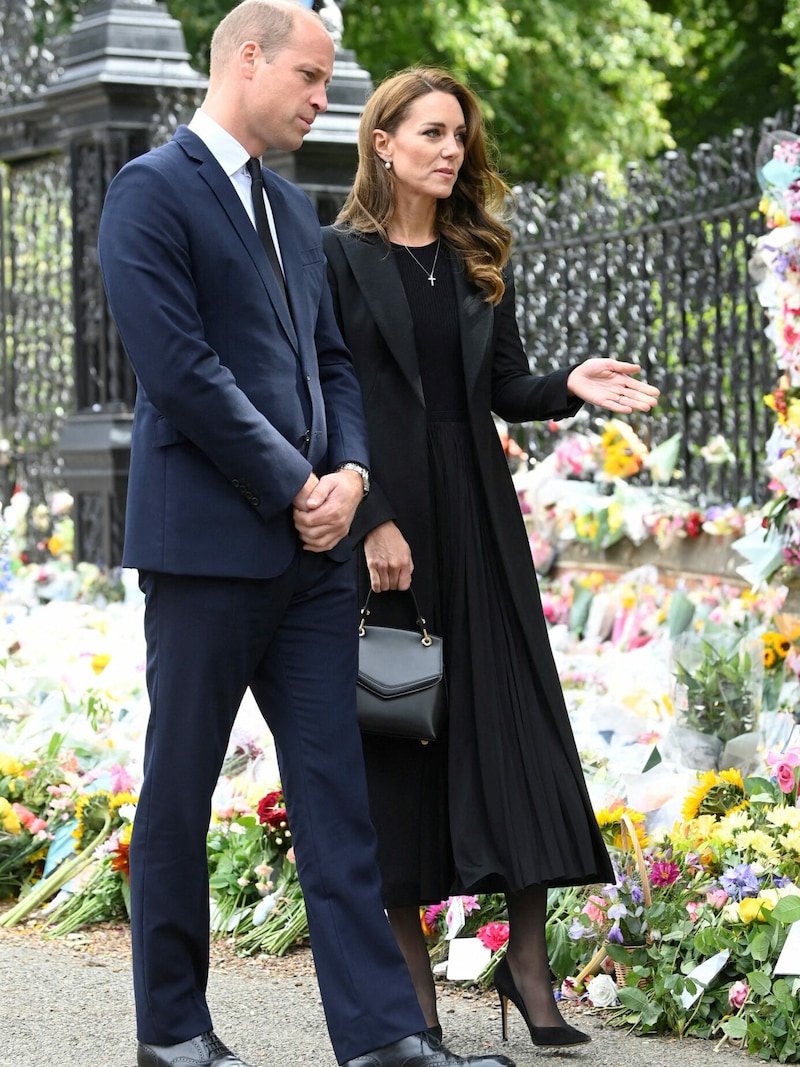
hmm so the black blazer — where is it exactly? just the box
[323,226,591,762]
[322,228,581,624]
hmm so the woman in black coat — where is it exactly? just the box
[322,68,659,1049]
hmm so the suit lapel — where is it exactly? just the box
[262,173,303,348]
[340,234,425,405]
[453,262,493,399]
[175,129,298,349]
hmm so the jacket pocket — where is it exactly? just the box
[152,417,186,447]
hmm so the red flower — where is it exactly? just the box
[477,922,510,952]
[257,790,290,834]
[685,511,703,538]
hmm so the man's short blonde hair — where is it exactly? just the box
[209,0,318,74]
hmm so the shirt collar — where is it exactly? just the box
[187,109,251,179]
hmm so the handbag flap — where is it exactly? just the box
[357,625,443,699]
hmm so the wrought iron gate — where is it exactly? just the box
[0,155,74,507]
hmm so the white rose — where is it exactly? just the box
[587,973,620,1008]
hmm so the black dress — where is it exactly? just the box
[359,240,612,905]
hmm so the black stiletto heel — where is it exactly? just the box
[492,955,590,1048]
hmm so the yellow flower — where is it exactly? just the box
[0,754,25,778]
[575,514,599,540]
[620,587,637,609]
[595,805,648,849]
[725,809,753,831]
[681,768,747,821]
[768,806,800,830]
[73,790,136,851]
[680,814,719,848]
[607,500,624,533]
[736,829,779,862]
[761,631,792,663]
[787,399,800,431]
[0,797,21,834]
[47,534,64,556]
[737,896,774,923]
[780,829,800,853]
[577,571,606,592]
[90,653,111,675]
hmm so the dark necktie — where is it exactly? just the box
[245,156,287,303]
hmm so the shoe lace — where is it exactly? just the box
[197,1031,230,1058]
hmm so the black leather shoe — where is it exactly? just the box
[137,1030,253,1066]
[341,1031,515,1067]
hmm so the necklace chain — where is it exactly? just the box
[403,237,441,287]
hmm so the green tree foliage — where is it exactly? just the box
[783,0,800,101]
[14,1,800,185]
[342,0,682,185]
[650,0,796,147]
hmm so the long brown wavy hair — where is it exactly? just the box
[334,68,513,304]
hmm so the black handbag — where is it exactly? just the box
[356,588,446,743]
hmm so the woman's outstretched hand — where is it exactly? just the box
[567,358,660,413]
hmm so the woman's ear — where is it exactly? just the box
[372,129,391,159]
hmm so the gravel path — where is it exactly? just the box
[0,922,759,1067]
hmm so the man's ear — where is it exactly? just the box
[240,40,260,79]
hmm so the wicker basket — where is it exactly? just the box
[613,949,650,990]
[612,813,651,990]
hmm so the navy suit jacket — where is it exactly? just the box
[98,126,368,578]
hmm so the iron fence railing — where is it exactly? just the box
[0,120,792,514]
[508,128,780,506]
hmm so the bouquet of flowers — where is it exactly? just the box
[667,632,763,774]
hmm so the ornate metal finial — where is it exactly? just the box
[310,0,344,47]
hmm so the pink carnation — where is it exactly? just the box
[477,922,510,952]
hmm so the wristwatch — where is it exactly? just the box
[337,461,371,498]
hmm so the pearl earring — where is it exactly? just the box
[384,159,392,170]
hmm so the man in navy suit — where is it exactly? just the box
[98,3,513,1067]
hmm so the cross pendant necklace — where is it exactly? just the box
[403,236,441,286]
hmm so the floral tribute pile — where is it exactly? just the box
[509,414,748,562]
[6,465,800,1058]
[739,131,800,585]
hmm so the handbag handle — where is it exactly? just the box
[358,587,433,647]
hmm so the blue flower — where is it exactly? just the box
[720,863,761,901]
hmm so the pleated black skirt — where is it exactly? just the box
[361,421,612,907]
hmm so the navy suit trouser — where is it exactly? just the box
[131,552,425,1061]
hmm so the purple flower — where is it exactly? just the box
[720,863,761,901]
[607,924,624,944]
[569,919,587,941]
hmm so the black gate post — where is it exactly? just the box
[49,0,208,568]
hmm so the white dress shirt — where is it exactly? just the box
[187,109,285,274]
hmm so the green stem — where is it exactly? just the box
[0,813,112,928]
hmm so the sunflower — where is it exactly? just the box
[681,768,747,822]
[595,804,648,849]
[73,790,137,851]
